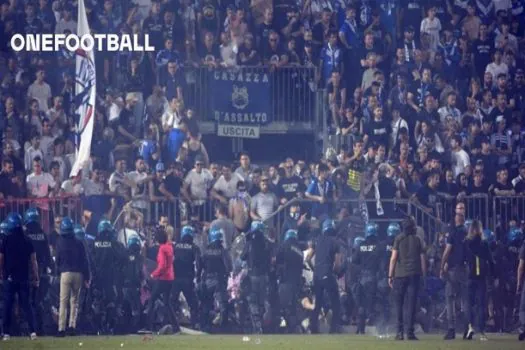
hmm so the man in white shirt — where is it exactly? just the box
[46,96,68,137]
[109,159,132,201]
[27,69,52,112]
[61,174,84,196]
[26,157,56,198]
[127,157,155,211]
[438,91,462,123]
[25,132,44,173]
[55,6,77,34]
[161,97,184,132]
[211,164,242,204]
[450,135,471,177]
[182,156,213,219]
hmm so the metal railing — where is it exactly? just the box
[435,193,490,229]
[1,194,522,240]
[183,65,319,124]
[0,196,83,233]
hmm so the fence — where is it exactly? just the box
[435,193,490,229]
[183,65,320,125]
[0,196,83,233]
[1,194,523,242]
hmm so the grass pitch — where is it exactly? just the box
[0,334,523,350]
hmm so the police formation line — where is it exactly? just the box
[0,209,524,342]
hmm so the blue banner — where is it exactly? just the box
[210,68,272,125]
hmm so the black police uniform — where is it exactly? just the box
[444,224,468,334]
[1,227,37,335]
[173,235,201,326]
[309,233,341,334]
[121,246,144,333]
[376,237,395,335]
[519,243,525,335]
[92,231,126,332]
[276,237,304,333]
[353,234,381,334]
[241,231,274,334]
[200,240,231,331]
[25,222,52,334]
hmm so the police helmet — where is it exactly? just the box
[508,227,523,245]
[353,236,365,249]
[181,225,195,239]
[24,207,40,225]
[387,222,401,237]
[73,224,85,240]
[322,219,335,234]
[284,229,298,241]
[209,227,224,244]
[482,229,495,244]
[127,235,141,248]
[250,220,266,233]
[0,220,9,236]
[6,212,23,232]
[97,219,113,235]
[365,222,378,238]
[60,217,74,235]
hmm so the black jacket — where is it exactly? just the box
[465,236,496,280]
[56,234,91,281]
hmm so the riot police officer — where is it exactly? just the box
[173,225,201,328]
[92,219,126,334]
[517,232,525,341]
[122,235,144,333]
[200,227,231,332]
[241,221,274,334]
[353,222,381,334]
[0,213,38,340]
[309,219,342,334]
[24,207,52,335]
[276,229,304,333]
[377,222,401,336]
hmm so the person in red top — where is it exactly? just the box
[142,228,179,333]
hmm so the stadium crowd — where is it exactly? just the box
[0,0,525,343]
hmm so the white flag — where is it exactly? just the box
[70,0,96,177]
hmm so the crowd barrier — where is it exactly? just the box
[1,194,523,242]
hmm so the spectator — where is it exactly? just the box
[182,156,213,220]
[26,157,55,198]
[229,180,251,233]
[161,60,185,102]
[211,164,242,204]
[24,131,44,173]
[305,163,334,220]
[250,174,279,226]
[109,159,132,202]
[485,50,508,85]
[210,203,236,249]
[450,135,471,178]
[128,157,155,212]
[413,170,440,214]
[491,115,512,166]
[27,69,52,113]
[55,6,77,34]
[0,159,15,199]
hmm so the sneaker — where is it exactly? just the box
[479,333,488,341]
[464,325,474,340]
[2,334,10,341]
[395,333,404,341]
[66,327,76,336]
[444,329,456,340]
[56,331,65,338]
[30,333,37,340]
[407,333,418,341]
[212,313,222,326]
